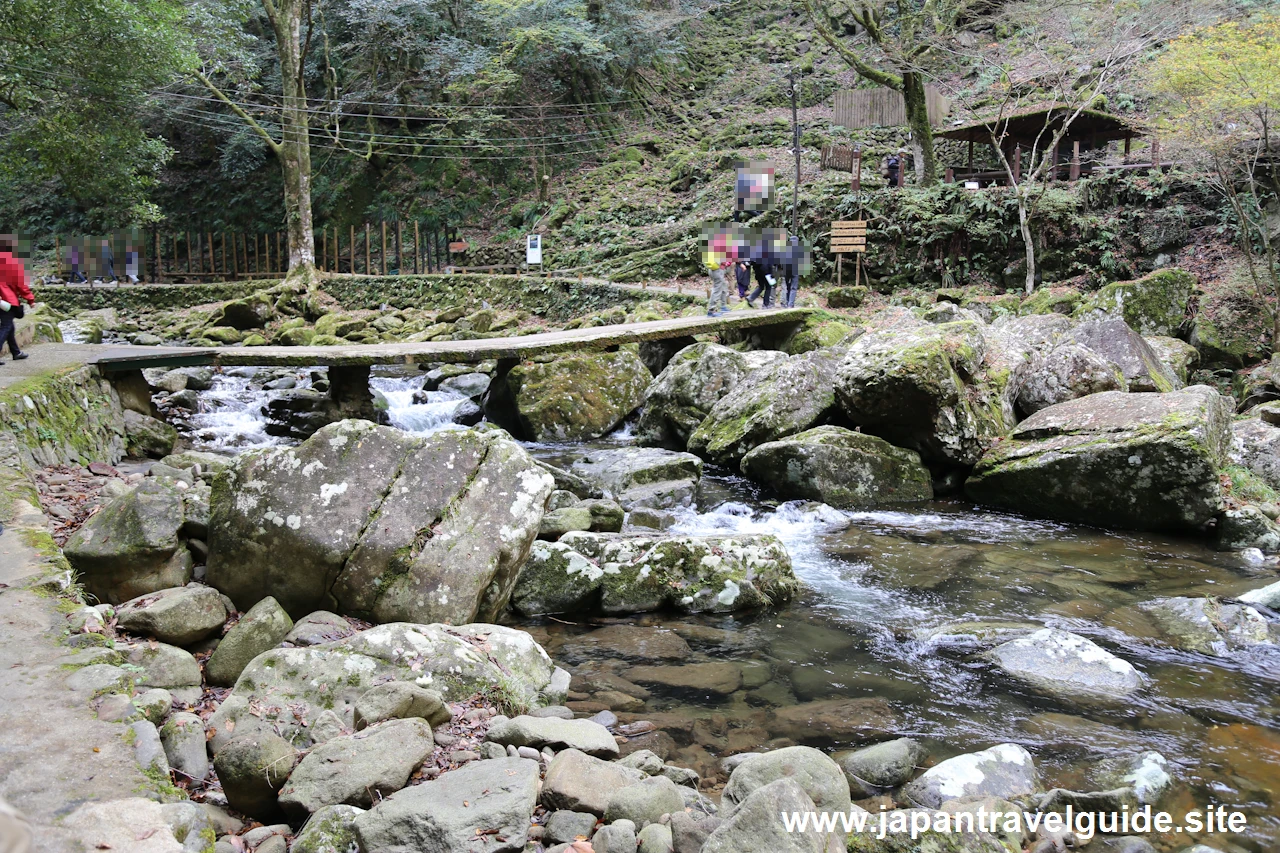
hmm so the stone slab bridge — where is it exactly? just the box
[86,309,813,420]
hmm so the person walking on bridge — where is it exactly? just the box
[0,236,37,365]
[702,225,733,317]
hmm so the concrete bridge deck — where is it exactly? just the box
[76,308,813,372]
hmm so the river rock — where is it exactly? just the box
[627,661,744,696]
[593,821,638,853]
[122,641,202,688]
[1067,318,1180,392]
[1217,505,1280,552]
[986,628,1143,701]
[124,410,179,458]
[1146,336,1200,384]
[616,478,697,510]
[637,343,787,450]
[206,595,293,686]
[637,823,674,853]
[285,611,356,646]
[206,622,561,751]
[208,420,554,624]
[213,732,299,820]
[570,447,703,495]
[160,711,210,783]
[579,498,625,532]
[605,776,684,828]
[722,746,851,817]
[540,506,594,538]
[1136,596,1273,655]
[966,387,1233,532]
[545,810,599,845]
[510,532,797,617]
[768,697,899,742]
[353,682,451,729]
[702,778,830,853]
[291,804,364,853]
[1239,580,1280,610]
[488,351,650,441]
[353,757,539,853]
[1078,269,1196,337]
[115,586,226,646]
[438,372,491,400]
[64,479,191,604]
[835,738,927,798]
[836,320,1014,467]
[689,348,844,464]
[1016,341,1127,416]
[902,743,1039,808]
[278,718,435,816]
[486,715,618,757]
[542,749,647,815]
[1232,417,1280,494]
[741,426,933,507]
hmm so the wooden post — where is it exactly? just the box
[54,235,60,281]
[155,231,162,282]
[221,232,228,277]
[855,253,862,288]
[1152,137,1161,169]
[365,223,371,274]
[414,222,420,274]
[229,232,237,278]
[967,139,974,173]
[1069,140,1081,181]
[396,221,403,275]
[944,167,954,183]
[350,225,355,274]
[853,149,862,192]
[207,231,214,275]
[380,221,388,275]
[1124,133,1131,159]
[1013,147,1022,183]
[185,232,193,275]
[322,228,328,273]
[171,234,178,278]
[837,254,842,287]
[897,161,905,187]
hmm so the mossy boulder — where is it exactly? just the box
[123,410,178,459]
[1068,318,1180,393]
[202,326,244,344]
[569,447,703,495]
[275,326,316,347]
[1015,341,1126,417]
[115,586,227,646]
[827,286,868,309]
[1020,288,1081,316]
[785,316,858,355]
[966,386,1233,532]
[208,420,554,625]
[214,294,274,331]
[213,733,299,821]
[1077,269,1195,337]
[206,596,294,687]
[1145,335,1200,384]
[1191,283,1271,368]
[689,348,844,465]
[491,351,651,442]
[314,313,367,338]
[290,804,364,853]
[741,426,933,507]
[637,343,786,450]
[206,622,562,752]
[510,531,797,617]
[64,479,191,604]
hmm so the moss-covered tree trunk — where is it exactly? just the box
[265,0,316,282]
[901,72,938,187]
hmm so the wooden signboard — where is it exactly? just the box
[830,220,867,254]
[449,241,470,252]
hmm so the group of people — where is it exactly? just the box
[703,225,810,317]
[0,236,37,366]
[61,232,143,284]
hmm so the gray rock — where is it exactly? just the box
[967,387,1233,532]
[702,778,829,853]
[1016,341,1127,416]
[285,611,355,646]
[835,737,927,797]
[547,489,580,511]
[661,765,700,789]
[1232,417,1280,493]
[592,820,638,853]
[902,743,1040,808]
[489,350,651,442]
[691,348,844,464]
[987,628,1143,701]
[278,718,435,816]
[1217,505,1280,552]
[540,507,594,539]
[619,749,665,775]
[64,480,190,604]
[1069,317,1181,392]
[637,822,674,853]
[570,447,703,496]
[122,642,202,689]
[616,478,697,511]
[67,663,134,696]
[291,804,365,853]
[529,705,575,720]
[627,507,677,530]
[125,409,179,458]
[353,682,451,729]
[486,715,618,757]
[1146,336,1201,384]
[1104,838,1158,853]
[439,372,491,399]
[115,586,226,646]
[1136,597,1273,655]
[1239,579,1280,610]
[669,811,713,853]
[133,688,172,724]
[353,757,538,853]
[206,595,293,686]
[742,426,933,507]
[542,748,646,815]
[722,746,851,817]
[544,809,598,844]
[578,498,625,532]
[130,720,170,776]
[208,421,554,624]
[213,732,299,820]
[605,775,684,827]
[160,712,210,783]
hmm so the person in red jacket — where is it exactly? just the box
[0,236,37,365]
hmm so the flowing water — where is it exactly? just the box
[181,373,1280,850]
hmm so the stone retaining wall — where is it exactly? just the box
[0,366,126,477]
[33,281,275,314]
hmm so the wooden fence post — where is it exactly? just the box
[364,223,371,274]
[381,222,388,275]
[350,225,355,274]
[207,231,214,275]
[185,232,193,275]
[414,222,421,274]
[396,221,403,275]
[1069,141,1081,182]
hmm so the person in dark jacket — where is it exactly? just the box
[734,260,751,302]
[746,233,778,308]
[780,235,803,308]
[0,236,37,365]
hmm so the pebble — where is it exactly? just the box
[517,746,542,761]
[589,710,619,729]
[449,750,479,765]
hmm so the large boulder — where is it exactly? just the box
[541,749,647,815]
[1015,342,1126,417]
[510,532,797,616]
[569,447,703,496]
[1232,416,1280,493]
[740,426,932,507]
[214,294,275,330]
[689,348,844,464]
[205,596,294,686]
[206,622,562,751]
[486,716,618,757]
[836,321,1012,466]
[278,718,435,816]
[966,387,1232,532]
[488,351,651,441]
[986,628,1143,701]
[637,343,786,450]
[214,732,299,821]
[115,586,227,646]
[1077,269,1196,337]
[1134,596,1274,656]
[901,743,1039,809]
[64,480,191,604]
[207,420,554,623]
[1066,318,1180,392]
[721,746,851,817]
[835,738,928,798]
[124,410,179,458]
[353,757,539,853]
[1146,335,1200,384]
[701,778,831,853]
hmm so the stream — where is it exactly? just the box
[179,365,1280,850]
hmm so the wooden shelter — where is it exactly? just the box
[936,105,1155,185]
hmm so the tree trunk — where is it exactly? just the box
[901,73,938,187]
[1017,190,1036,293]
[267,0,315,278]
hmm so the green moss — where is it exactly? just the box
[1223,464,1280,506]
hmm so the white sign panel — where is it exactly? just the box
[526,234,543,265]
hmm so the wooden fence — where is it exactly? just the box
[48,222,458,283]
[832,87,949,129]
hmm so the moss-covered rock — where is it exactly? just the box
[826,286,868,309]
[784,316,858,354]
[275,326,315,346]
[741,426,933,507]
[967,386,1233,532]
[123,410,178,458]
[1020,288,1081,316]
[1145,335,1200,384]
[1067,318,1180,393]
[214,294,275,330]
[494,350,651,442]
[1076,268,1195,337]
[314,313,367,338]
[202,326,244,344]
[206,595,294,687]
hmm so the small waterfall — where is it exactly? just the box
[186,372,293,451]
[372,376,471,436]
